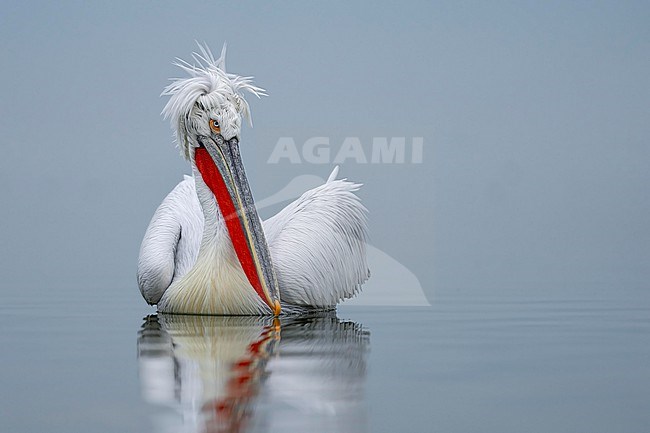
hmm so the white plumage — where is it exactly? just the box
[137,44,369,315]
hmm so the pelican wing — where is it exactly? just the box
[263,167,369,307]
[137,176,203,304]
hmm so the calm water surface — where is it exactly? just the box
[1,293,649,433]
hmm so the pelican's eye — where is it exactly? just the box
[209,119,220,134]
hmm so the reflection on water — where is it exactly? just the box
[137,313,370,433]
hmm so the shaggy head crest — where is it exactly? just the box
[161,43,266,159]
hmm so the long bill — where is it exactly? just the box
[195,135,282,315]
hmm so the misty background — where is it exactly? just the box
[1,1,648,306]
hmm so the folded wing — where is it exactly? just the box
[137,177,203,304]
[263,168,370,307]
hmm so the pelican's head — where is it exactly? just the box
[161,44,281,315]
[161,43,265,159]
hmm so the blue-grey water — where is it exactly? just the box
[1,293,648,433]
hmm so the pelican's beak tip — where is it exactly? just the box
[273,300,281,316]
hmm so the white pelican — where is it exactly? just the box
[137,44,369,315]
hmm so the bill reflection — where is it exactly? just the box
[137,313,370,433]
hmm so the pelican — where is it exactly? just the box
[137,44,369,315]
